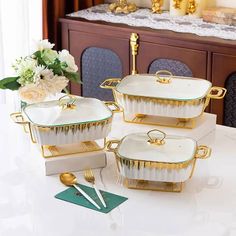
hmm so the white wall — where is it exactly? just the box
[215,0,236,8]
[105,0,236,8]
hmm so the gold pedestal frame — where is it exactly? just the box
[124,113,196,129]
[40,139,106,158]
[124,178,184,192]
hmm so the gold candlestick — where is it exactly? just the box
[130,33,139,75]
[109,0,138,14]
[151,0,164,14]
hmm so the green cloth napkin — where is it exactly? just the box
[55,184,128,214]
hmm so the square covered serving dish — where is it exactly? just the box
[11,95,120,157]
[106,129,211,192]
[101,71,226,128]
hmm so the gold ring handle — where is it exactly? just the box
[195,145,212,159]
[105,140,120,152]
[104,101,123,113]
[156,70,173,84]
[10,112,29,125]
[10,112,36,143]
[100,78,121,89]
[147,129,166,145]
[207,87,227,100]
[59,94,77,110]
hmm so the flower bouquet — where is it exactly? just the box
[0,40,80,103]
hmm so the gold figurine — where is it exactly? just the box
[109,0,137,14]
[173,0,183,9]
[151,0,163,14]
[187,0,197,14]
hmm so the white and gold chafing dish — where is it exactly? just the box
[100,71,226,128]
[11,95,120,158]
[106,129,211,192]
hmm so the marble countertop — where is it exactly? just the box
[0,104,236,236]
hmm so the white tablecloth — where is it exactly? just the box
[68,4,236,41]
[1,104,236,236]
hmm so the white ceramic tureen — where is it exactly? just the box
[11,95,120,155]
[106,129,211,192]
[100,71,226,125]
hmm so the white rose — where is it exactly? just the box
[58,50,78,72]
[36,39,55,51]
[40,68,54,79]
[19,84,47,103]
[38,75,69,95]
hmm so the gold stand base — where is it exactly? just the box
[41,140,105,158]
[124,113,196,129]
[124,178,184,192]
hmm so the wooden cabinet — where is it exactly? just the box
[68,30,130,96]
[60,17,236,126]
[138,42,207,78]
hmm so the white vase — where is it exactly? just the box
[170,0,188,16]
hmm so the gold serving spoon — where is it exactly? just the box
[59,172,101,210]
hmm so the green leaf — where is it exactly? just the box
[0,77,21,90]
[63,71,81,84]
[48,58,64,75]
[34,50,46,66]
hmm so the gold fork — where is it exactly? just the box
[84,169,107,208]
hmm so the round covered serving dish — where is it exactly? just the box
[106,129,211,192]
[100,71,226,127]
[11,95,120,157]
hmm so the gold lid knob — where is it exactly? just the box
[147,129,166,146]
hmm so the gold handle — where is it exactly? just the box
[207,87,227,100]
[100,78,121,90]
[105,140,120,152]
[10,112,29,125]
[10,112,36,143]
[195,145,211,159]
[104,101,123,113]
[156,70,173,84]
[147,129,166,145]
[59,94,77,110]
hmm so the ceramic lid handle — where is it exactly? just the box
[155,70,173,84]
[147,129,166,146]
[59,94,77,110]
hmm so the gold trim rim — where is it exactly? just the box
[114,74,213,102]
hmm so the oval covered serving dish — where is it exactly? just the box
[106,129,211,192]
[11,96,119,146]
[100,71,226,122]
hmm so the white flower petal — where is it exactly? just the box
[36,39,55,51]
[19,84,47,103]
[59,49,78,72]
[38,75,69,95]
